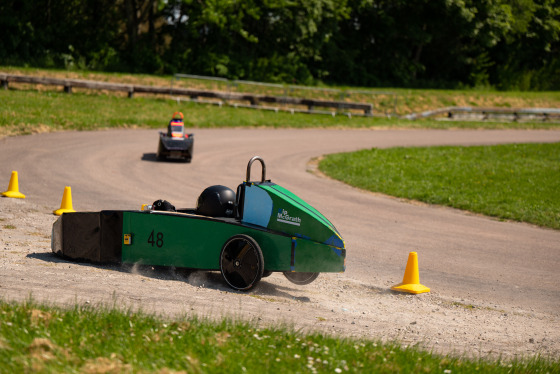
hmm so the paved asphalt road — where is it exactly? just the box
[1,128,559,315]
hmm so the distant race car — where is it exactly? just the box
[156,112,194,162]
[51,156,346,290]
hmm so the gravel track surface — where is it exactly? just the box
[1,128,559,359]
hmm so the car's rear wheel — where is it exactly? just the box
[220,234,264,291]
[283,272,319,285]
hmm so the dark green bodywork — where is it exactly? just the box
[121,212,293,271]
[52,181,345,274]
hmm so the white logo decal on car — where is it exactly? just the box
[277,209,301,226]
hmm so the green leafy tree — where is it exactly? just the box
[490,0,560,90]
[0,0,122,69]
[162,0,349,83]
[1,0,558,89]
[320,0,515,87]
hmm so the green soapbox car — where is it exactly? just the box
[51,157,346,290]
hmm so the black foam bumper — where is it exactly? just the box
[51,211,123,263]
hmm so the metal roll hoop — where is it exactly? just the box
[246,156,267,182]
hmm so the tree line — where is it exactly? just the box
[1,0,559,90]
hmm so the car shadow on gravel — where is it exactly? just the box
[27,252,310,301]
[177,270,313,301]
[27,251,124,272]
[141,153,159,162]
[27,251,78,264]
[253,280,312,302]
[141,153,190,163]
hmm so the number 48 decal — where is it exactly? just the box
[148,230,164,248]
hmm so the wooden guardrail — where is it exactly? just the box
[405,106,560,122]
[0,73,373,116]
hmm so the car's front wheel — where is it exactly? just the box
[283,272,319,285]
[220,234,264,291]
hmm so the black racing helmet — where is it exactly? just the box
[196,185,236,217]
[152,199,176,211]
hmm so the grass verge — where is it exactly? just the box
[1,86,560,138]
[3,65,560,116]
[0,300,557,373]
[0,89,390,135]
[319,143,560,230]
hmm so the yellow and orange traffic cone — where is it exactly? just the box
[391,251,430,294]
[1,171,26,199]
[53,186,76,215]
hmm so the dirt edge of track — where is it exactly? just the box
[1,196,558,360]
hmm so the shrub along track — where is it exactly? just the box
[1,128,560,359]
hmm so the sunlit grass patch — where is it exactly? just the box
[320,143,560,229]
[0,301,557,373]
[1,83,560,138]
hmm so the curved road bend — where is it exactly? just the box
[1,128,559,315]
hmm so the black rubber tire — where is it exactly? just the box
[220,234,264,291]
[283,272,319,285]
